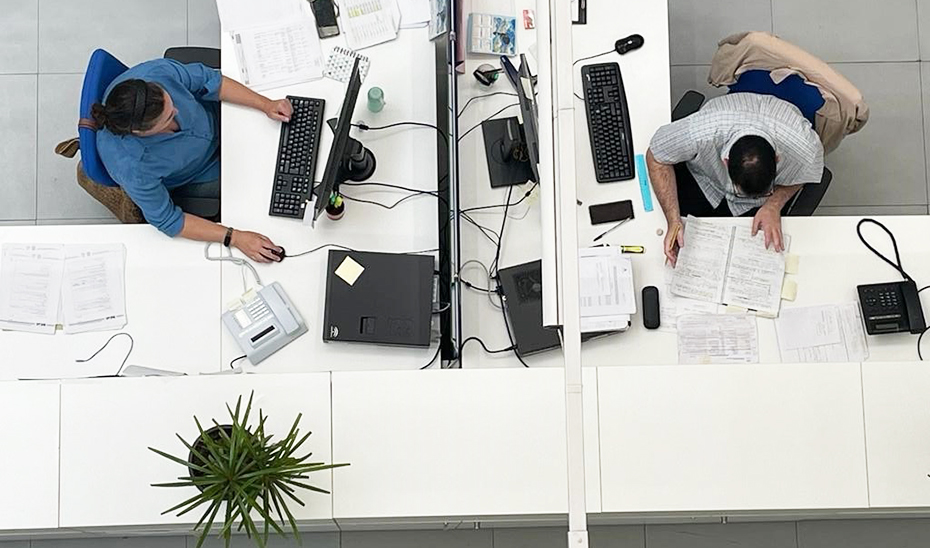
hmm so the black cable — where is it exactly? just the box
[457,103,520,142]
[460,336,515,354]
[75,332,134,376]
[573,49,614,66]
[419,344,443,370]
[918,286,930,294]
[342,192,432,210]
[286,243,356,258]
[461,181,538,213]
[230,355,247,369]
[919,327,930,361]
[458,91,518,118]
[856,219,912,281]
[497,290,530,368]
[341,181,448,206]
[490,185,514,277]
[353,121,449,146]
[461,212,501,246]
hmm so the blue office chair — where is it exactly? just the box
[72,47,222,221]
[672,70,832,216]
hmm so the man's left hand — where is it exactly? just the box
[751,204,784,252]
[264,98,293,123]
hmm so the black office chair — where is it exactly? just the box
[163,47,222,222]
[670,91,831,217]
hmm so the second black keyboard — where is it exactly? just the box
[581,62,634,182]
[269,96,325,219]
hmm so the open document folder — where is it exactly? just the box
[670,217,789,317]
[0,244,127,335]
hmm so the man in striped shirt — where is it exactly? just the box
[646,93,824,265]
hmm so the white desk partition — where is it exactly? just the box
[0,226,221,378]
[59,374,335,532]
[597,364,870,514]
[0,381,60,532]
[862,361,930,508]
[331,368,569,523]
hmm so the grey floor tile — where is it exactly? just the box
[814,205,928,216]
[36,218,122,225]
[0,0,38,74]
[773,0,918,62]
[34,537,185,548]
[194,531,339,547]
[36,73,116,221]
[646,522,797,548]
[820,62,926,208]
[669,65,728,112]
[340,529,492,548]
[921,62,930,204]
[493,527,566,548]
[38,0,187,73]
[589,525,646,548]
[0,75,38,221]
[0,542,28,548]
[921,0,930,61]
[0,220,37,226]
[188,0,222,48]
[669,0,772,66]
[798,519,930,548]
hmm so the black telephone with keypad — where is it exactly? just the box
[857,280,926,335]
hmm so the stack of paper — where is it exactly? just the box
[578,247,635,333]
[0,244,127,334]
[775,303,869,363]
[341,0,403,50]
[677,314,759,365]
[231,18,324,91]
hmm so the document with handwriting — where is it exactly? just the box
[677,314,759,364]
[670,218,788,316]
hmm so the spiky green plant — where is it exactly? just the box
[148,392,348,548]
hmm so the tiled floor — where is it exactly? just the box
[4,521,930,548]
[669,0,930,216]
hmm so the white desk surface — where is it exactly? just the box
[0,225,220,378]
[457,0,672,368]
[0,381,60,531]
[596,363,870,513]
[862,361,930,508]
[330,368,569,520]
[219,20,443,373]
[59,374,335,529]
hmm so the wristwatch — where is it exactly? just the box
[223,227,234,247]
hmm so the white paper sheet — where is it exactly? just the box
[777,303,869,363]
[0,244,65,334]
[578,247,635,333]
[659,267,721,332]
[232,18,324,91]
[342,0,401,50]
[398,0,430,26]
[216,0,305,31]
[677,314,759,365]
[722,227,788,316]
[669,218,731,303]
[60,245,127,334]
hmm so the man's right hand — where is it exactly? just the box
[231,230,282,263]
[664,218,685,267]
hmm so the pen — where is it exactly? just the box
[592,244,645,253]
[592,218,630,242]
[665,223,681,266]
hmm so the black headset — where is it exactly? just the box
[129,80,149,132]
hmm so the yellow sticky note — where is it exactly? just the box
[785,254,800,275]
[335,256,365,286]
[725,305,748,314]
[781,279,798,301]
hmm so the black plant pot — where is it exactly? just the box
[188,424,234,492]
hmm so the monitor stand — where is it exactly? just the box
[323,117,378,220]
[481,116,535,188]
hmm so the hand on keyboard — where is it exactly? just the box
[264,98,294,123]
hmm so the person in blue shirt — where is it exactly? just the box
[91,58,292,263]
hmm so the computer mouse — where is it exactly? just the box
[268,247,286,261]
[615,34,644,55]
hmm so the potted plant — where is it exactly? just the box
[149,392,348,548]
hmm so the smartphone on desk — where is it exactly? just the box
[589,199,634,225]
[310,0,340,38]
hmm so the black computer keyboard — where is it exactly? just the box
[269,96,325,219]
[581,62,634,182]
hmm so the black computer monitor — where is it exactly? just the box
[515,53,540,184]
[313,58,376,225]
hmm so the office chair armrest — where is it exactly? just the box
[672,90,705,121]
[164,47,221,69]
[784,167,833,217]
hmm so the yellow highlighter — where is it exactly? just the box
[619,246,645,254]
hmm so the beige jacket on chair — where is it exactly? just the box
[709,31,869,154]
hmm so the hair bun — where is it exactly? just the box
[90,103,108,128]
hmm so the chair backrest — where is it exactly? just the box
[79,49,129,187]
[728,69,825,125]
